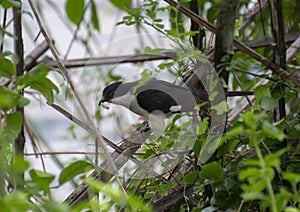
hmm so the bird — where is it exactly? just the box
[99,78,208,134]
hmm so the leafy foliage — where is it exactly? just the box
[16,64,59,103]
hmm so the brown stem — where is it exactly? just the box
[13,0,25,189]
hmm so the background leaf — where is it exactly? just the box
[0,86,29,111]
[5,112,23,139]
[0,57,16,78]
[59,160,94,184]
[29,169,55,194]
[110,0,131,11]
[200,162,224,183]
[16,64,59,103]
[66,0,85,25]
[90,0,100,31]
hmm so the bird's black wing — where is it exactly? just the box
[135,78,207,113]
[136,89,178,113]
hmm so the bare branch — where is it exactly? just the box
[239,0,269,33]
[286,35,300,63]
[215,1,239,85]
[48,103,122,153]
[41,53,173,68]
[241,33,300,49]
[24,40,51,71]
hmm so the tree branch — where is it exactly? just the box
[41,53,173,68]
[286,35,300,63]
[214,1,239,86]
[24,40,51,71]
[13,0,25,189]
[238,0,268,34]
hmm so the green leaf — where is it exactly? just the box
[284,207,300,212]
[239,167,261,181]
[262,121,286,141]
[5,112,22,139]
[254,85,271,99]
[144,47,167,55]
[0,86,29,111]
[59,160,94,184]
[16,64,59,103]
[147,183,175,196]
[30,169,55,184]
[87,178,128,205]
[275,188,293,211]
[197,117,209,136]
[8,155,30,186]
[242,191,265,201]
[90,0,100,31]
[282,172,300,186]
[107,71,122,81]
[110,0,131,11]
[0,0,21,9]
[224,177,236,191]
[183,172,199,184]
[199,162,223,182]
[220,126,243,143]
[217,138,240,158]
[242,111,256,130]
[143,148,154,159]
[29,169,55,193]
[1,191,31,211]
[211,100,228,115]
[265,148,288,169]
[242,159,261,167]
[66,0,85,25]
[261,96,278,110]
[0,26,18,41]
[262,167,275,181]
[0,58,16,78]
[132,70,152,93]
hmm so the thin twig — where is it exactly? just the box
[239,0,268,34]
[24,40,51,71]
[42,53,172,68]
[48,103,122,152]
[286,35,300,63]
[232,73,253,106]
[25,151,101,156]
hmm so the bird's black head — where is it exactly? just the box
[99,81,123,105]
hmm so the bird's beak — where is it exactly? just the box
[98,97,107,106]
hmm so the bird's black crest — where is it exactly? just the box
[99,81,123,104]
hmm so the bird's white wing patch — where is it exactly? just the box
[169,105,182,112]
